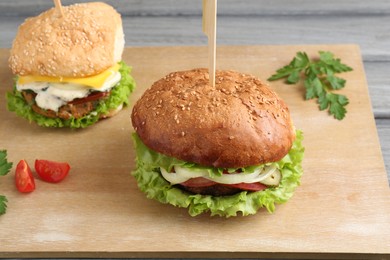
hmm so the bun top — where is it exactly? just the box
[9,2,124,77]
[131,68,296,168]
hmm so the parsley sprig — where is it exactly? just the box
[268,51,353,120]
[1,150,13,215]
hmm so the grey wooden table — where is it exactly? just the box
[0,0,388,182]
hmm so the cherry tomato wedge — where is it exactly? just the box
[35,159,70,183]
[15,160,35,193]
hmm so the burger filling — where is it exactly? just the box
[132,133,294,197]
[15,63,121,119]
[160,164,281,195]
[7,61,135,128]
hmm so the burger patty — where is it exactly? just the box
[177,177,268,196]
[179,184,242,196]
[22,90,110,120]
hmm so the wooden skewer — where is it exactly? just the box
[53,0,64,17]
[202,0,217,87]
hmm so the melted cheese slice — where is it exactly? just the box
[17,63,120,89]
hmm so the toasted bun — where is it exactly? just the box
[9,2,124,77]
[132,68,296,168]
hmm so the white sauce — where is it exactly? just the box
[16,72,121,112]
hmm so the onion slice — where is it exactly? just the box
[161,164,281,186]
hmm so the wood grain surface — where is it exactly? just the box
[0,45,388,259]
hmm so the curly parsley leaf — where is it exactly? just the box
[268,51,310,83]
[268,51,353,120]
[0,196,8,215]
[0,150,13,176]
[0,150,13,215]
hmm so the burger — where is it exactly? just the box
[7,2,135,128]
[131,68,304,217]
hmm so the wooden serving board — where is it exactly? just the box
[0,45,389,259]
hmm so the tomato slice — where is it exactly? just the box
[180,177,216,187]
[68,91,110,105]
[35,159,70,183]
[15,160,35,193]
[225,182,267,192]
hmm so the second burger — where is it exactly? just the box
[7,2,136,128]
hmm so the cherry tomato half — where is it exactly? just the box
[15,160,36,193]
[35,159,70,183]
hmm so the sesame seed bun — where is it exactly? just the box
[8,2,124,77]
[131,68,296,168]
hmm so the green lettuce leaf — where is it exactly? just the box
[6,61,136,128]
[132,130,305,217]
[1,150,12,215]
[132,134,268,177]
